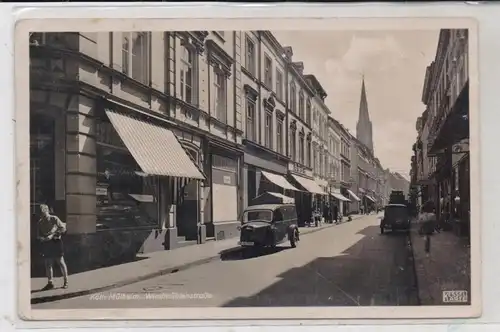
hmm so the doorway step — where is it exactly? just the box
[176,236,197,248]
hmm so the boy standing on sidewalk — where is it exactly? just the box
[37,204,69,290]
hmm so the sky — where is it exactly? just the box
[271,30,440,179]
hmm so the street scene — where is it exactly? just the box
[33,214,419,309]
[29,28,470,309]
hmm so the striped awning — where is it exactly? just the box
[347,189,361,201]
[267,192,295,204]
[291,174,326,195]
[261,171,300,191]
[365,195,376,203]
[105,110,205,180]
[331,192,350,202]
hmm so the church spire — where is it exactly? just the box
[356,76,374,153]
[358,75,370,122]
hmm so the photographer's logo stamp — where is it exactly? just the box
[442,290,468,303]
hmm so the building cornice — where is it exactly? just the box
[260,31,288,62]
[304,74,328,100]
[205,39,235,77]
[178,31,209,53]
[288,64,316,97]
[243,84,259,101]
[243,139,290,163]
[263,95,277,112]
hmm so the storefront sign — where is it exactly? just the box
[223,175,232,185]
[292,163,306,175]
[243,152,287,175]
[96,186,108,196]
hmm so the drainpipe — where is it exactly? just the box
[257,31,262,146]
[285,62,289,163]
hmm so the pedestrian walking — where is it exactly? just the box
[418,200,437,256]
[323,203,330,225]
[37,204,69,290]
[332,204,339,224]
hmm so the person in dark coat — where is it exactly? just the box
[332,203,339,224]
[418,200,437,255]
[323,203,330,225]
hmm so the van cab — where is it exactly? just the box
[238,203,300,251]
[380,203,410,234]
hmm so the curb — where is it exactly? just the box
[408,220,422,306]
[32,216,365,305]
[31,247,241,305]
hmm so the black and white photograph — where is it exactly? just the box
[16,17,480,320]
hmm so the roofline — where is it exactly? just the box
[304,74,328,98]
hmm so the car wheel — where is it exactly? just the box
[290,232,297,248]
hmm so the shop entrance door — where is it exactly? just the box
[176,148,200,241]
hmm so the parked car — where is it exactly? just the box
[380,203,410,234]
[238,203,300,253]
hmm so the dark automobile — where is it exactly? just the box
[380,203,410,234]
[238,203,300,252]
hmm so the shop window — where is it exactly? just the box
[95,118,159,230]
[212,154,237,173]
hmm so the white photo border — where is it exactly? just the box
[6,2,488,328]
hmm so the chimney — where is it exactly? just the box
[293,61,304,74]
[283,46,293,60]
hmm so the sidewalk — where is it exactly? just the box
[31,214,364,304]
[409,222,471,305]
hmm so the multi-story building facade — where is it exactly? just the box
[373,158,387,206]
[327,118,342,190]
[334,122,354,214]
[283,49,328,225]
[420,28,469,236]
[352,138,378,211]
[410,109,435,208]
[327,117,353,215]
[29,31,247,271]
[307,74,330,195]
[240,31,298,213]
